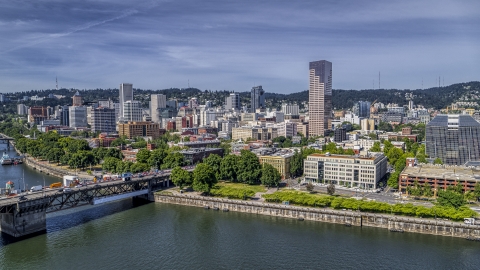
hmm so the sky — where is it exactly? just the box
[0,0,479,94]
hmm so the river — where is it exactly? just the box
[1,145,480,270]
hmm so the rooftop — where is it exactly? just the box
[401,164,480,181]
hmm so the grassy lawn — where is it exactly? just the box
[210,182,266,200]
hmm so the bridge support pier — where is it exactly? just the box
[0,210,47,237]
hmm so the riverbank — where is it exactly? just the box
[155,192,480,240]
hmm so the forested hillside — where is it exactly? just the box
[2,81,479,111]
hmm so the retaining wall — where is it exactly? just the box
[155,193,480,239]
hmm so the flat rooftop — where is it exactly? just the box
[401,164,480,181]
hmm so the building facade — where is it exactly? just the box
[259,152,293,179]
[119,83,133,119]
[225,92,241,111]
[72,91,83,106]
[281,104,300,116]
[353,101,371,118]
[91,107,117,133]
[122,101,143,122]
[69,106,87,128]
[425,114,480,165]
[250,86,265,113]
[304,152,387,190]
[150,94,167,123]
[118,121,161,139]
[308,60,332,137]
[17,104,28,115]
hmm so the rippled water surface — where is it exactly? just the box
[1,145,480,269]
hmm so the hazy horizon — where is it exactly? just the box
[1,0,479,94]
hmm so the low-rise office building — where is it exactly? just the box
[258,149,294,179]
[118,121,161,140]
[304,152,387,190]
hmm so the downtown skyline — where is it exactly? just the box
[0,0,479,93]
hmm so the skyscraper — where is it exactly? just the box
[119,83,133,119]
[353,101,371,118]
[72,91,83,106]
[150,94,167,123]
[250,86,265,113]
[308,60,332,137]
[225,92,240,111]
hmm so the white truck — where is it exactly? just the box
[30,185,43,192]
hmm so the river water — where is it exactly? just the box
[1,146,480,270]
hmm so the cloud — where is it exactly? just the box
[0,0,479,93]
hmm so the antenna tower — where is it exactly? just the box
[379,72,380,89]
[56,76,58,90]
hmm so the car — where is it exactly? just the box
[94,184,101,188]
[64,188,72,193]
[57,188,64,193]
[18,195,27,201]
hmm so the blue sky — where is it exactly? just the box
[0,0,479,94]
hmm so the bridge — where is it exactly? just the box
[0,171,178,237]
[0,135,14,149]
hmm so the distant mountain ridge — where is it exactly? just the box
[4,81,479,111]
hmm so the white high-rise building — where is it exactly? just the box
[281,104,300,115]
[123,101,143,122]
[17,104,28,115]
[69,106,88,128]
[119,83,133,119]
[225,93,240,111]
[150,94,167,123]
[308,60,332,137]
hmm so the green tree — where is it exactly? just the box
[378,121,393,132]
[474,182,480,201]
[171,166,193,189]
[136,149,151,164]
[130,162,150,173]
[368,133,378,140]
[327,183,336,195]
[148,148,167,169]
[422,182,433,197]
[46,148,64,164]
[260,163,281,187]
[103,157,121,172]
[203,154,222,181]
[192,163,217,193]
[416,153,427,163]
[433,157,443,165]
[370,142,381,152]
[161,152,185,169]
[437,188,465,209]
[237,150,262,184]
[289,150,303,177]
[383,140,394,156]
[387,147,403,165]
[220,154,239,181]
[387,171,400,188]
[306,182,314,193]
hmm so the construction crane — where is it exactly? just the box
[370,99,378,114]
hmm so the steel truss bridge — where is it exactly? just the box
[0,173,174,237]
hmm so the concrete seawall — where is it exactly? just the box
[24,156,67,179]
[155,193,480,239]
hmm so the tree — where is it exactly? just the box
[203,154,222,181]
[387,171,400,188]
[368,133,378,140]
[289,150,303,177]
[433,158,443,165]
[306,182,314,193]
[103,157,120,172]
[416,153,427,163]
[171,166,192,189]
[161,152,185,169]
[370,142,381,152]
[130,162,150,173]
[148,148,166,169]
[437,188,465,209]
[136,149,151,164]
[383,140,394,156]
[422,182,433,197]
[220,154,239,181]
[237,150,262,184]
[46,148,64,164]
[474,182,480,201]
[327,183,335,195]
[378,121,393,132]
[386,147,403,165]
[260,163,281,187]
[192,163,217,193]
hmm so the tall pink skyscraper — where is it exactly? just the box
[308,60,332,137]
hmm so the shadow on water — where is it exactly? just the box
[0,197,151,246]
